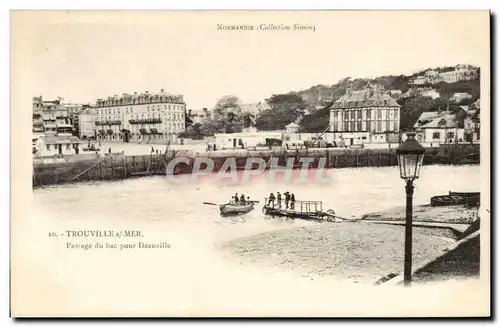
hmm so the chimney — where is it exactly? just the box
[161,88,164,92]
[145,90,149,94]
[134,92,137,95]
[203,108,208,112]
[188,109,192,116]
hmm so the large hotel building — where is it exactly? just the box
[329,84,401,145]
[82,89,186,143]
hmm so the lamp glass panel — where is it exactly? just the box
[414,153,424,179]
[398,153,421,180]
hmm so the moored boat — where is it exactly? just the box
[430,191,480,207]
[220,201,257,216]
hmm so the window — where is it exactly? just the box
[357,110,362,120]
[46,144,50,151]
[344,122,349,131]
[350,121,355,131]
[66,144,71,150]
[433,132,441,139]
[446,132,455,139]
[377,121,382,132]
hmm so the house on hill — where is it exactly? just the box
[413,106,479,145]
[329,84,401,147]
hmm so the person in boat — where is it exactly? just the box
[268,193,276,207]
[277,192,282,208]
[290,193,296,210]
[233,193,239,204]
[240,194,246,204]
[284,192,290,209]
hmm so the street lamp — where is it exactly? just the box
[396,132,425,286]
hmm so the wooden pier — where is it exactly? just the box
[262,198,343,222]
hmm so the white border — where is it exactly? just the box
[3,0,498,325]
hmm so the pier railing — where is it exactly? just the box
[264,198,323,213]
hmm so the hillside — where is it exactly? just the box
[291,65,480,132]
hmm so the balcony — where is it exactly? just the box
[95,120,122,126]
[129,118,162,124]
[139,128,161,135]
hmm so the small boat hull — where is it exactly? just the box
[430,191,480,207]
[220,202,256,216]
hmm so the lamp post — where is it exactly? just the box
[396,132,425,286]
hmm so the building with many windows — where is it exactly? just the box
[329,84,401,146]
[63,102,91,137]
[32,96,83,157]
[91,89,186,143]
[439,65,478,84]
[32,96,73,136]
[78,107,97,139]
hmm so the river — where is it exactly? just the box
[33,164,480,239]
[17,164,481,315]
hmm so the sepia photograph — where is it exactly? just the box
[10,10,491,317]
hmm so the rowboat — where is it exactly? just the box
[219,201,258,216]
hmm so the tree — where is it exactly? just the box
[255,93,306,130]
[199,119,224,136]
[213,95,242,119]
[239,112,255,128]
[185,112,193,129]
[300,107,331,133]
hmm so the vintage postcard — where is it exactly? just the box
[11,10,490,317]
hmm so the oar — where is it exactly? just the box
[203,202,220,206]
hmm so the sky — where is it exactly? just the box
[12,11,489,109]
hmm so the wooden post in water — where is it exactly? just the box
[76,167,80,182]
[132,156,137,173]
[111,156,116,179]
[143,156,147,172]
[356,153,359,167]
[379,152,382,166]
[99,160,103,180]
[122,156,126,178]
[87,169,91,181]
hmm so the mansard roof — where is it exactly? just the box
[332,85,401,109]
